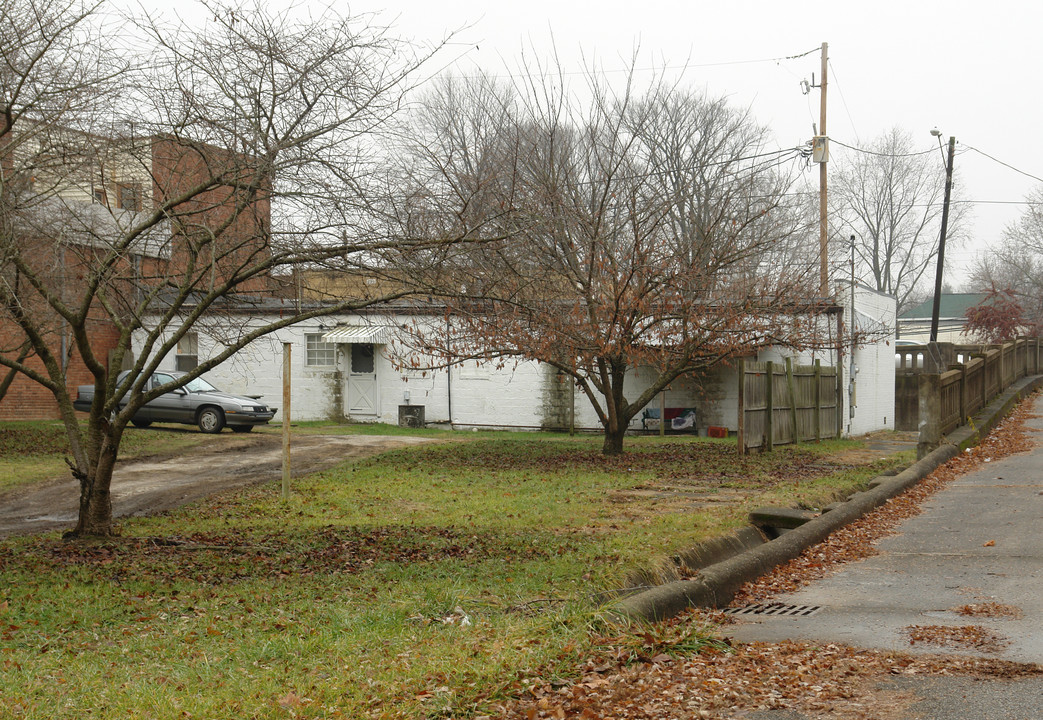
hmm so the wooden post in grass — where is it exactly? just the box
[813,360,822,441]
[765,361,774,452]
[785,357,798,443]
[737,359,745,455]
[282,342,292,500]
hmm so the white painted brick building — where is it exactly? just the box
[136,286,895,437]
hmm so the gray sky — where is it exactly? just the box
[145,0,1043,288]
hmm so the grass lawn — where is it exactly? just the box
[0,430,910,719]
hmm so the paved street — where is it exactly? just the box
[727,395,1043,718]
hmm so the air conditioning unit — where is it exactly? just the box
[398,405,425,428]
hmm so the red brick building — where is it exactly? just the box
[0,133,272,420]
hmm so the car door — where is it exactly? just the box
[146,373,194,424]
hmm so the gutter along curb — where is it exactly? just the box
[614,375,1043,622]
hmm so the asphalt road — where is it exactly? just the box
[729,394,1043,718]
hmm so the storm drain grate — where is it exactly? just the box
[724,602,821,617]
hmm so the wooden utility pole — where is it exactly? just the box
[929,136,956,342]
[281,342,292,500]
[818,41,829,298]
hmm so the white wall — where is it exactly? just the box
[680,286,897,438]
[135,292,895,437]
[134,314,620,428]
[847,285,897,436]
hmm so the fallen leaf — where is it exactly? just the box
[984,540,996,547]
[277,692,301,708]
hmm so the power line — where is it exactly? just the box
[830,138,936,158]
[963,144,1043,185]
[826,59,859,141]
[570,146,806,187]
[911,199,1043,207]
[452,46,827,81]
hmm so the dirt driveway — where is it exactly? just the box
[0,431,435,538]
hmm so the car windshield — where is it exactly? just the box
[183,376,218,393]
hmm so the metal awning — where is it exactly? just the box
[321,324,392,344]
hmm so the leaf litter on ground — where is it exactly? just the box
[493,396,1043,720]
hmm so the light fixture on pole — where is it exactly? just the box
[929,130,956,343]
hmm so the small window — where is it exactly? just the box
[351,343,374,373]
[176,333,198,372]
[93,187,107,205]
[117,183,142,211]
[306,333,336,367]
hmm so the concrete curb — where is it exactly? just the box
[614,375,1043,623]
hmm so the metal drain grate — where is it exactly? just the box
[724,602,821,617]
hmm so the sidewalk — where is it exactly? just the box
[725,392,1043,719]
[726,392,1043,663]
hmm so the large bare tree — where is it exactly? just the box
[393,71,827,455]
[0,0,474,537]
[831,127,967,313]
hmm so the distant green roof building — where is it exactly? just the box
[899,293,986,320]
[898,293,986,342]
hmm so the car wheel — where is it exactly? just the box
[131,419,153,428]
[197,407,225,434]
[231,425,253,433]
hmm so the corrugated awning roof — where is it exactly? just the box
[321,325,392,344]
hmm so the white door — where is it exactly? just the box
[346,343,378,416]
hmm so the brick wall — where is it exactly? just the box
[0,135,273,420]
[151,136,272,294]
[0,318,120,420]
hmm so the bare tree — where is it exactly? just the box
[968,185,1043,330]
[0,0,468,537]
[394,70,826,455]
[832,127,967,313]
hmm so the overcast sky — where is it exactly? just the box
[143,0,1043,288]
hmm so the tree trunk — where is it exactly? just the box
[602,427,626,455]
[68,438,119,538]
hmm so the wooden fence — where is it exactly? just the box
[896,338,1042,434]
[738,358,839,453]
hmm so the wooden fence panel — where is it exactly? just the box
[741,360,837,453]
[741,362,768,451]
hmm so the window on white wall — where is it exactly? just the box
[306,333,336,367]
[176,332,198,371]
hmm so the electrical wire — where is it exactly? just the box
[570,146,807,187]
[963,144,1043,185]
[826,59,859,141]
[454,46,826,81]
[830,138,937,159]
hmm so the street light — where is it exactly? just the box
[929,131,956,344]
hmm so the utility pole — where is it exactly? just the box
[818,42,829,298]
[281,341,292,500]
[929,136,956,342]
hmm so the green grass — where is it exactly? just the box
[0,431,908,719]
[270,419,458,438]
